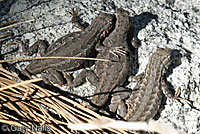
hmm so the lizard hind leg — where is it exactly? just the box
[109,87,132,118]
[68,70,99,87]
[128,72,145,82]
[41,68,67,85]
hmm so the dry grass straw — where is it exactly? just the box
[0,56,110,64]
[0,66,129,133]
[0,19,35,31]
[0,66,186,134]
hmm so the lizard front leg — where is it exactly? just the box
[22,40,49,56]
[161,78,184,104]
[67,70,99,87]
[41,69,99,87]
[41,69,69,85]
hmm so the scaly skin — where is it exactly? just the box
[23,12,114,77]
[91,8,133,109]
[124,48,176,121]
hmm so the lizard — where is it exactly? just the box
[73,8,135,110]
[110,48,181,121]
[21,9,114,85]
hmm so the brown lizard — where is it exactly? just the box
[22,10,114,85]
[110,48,181,121]
[88,8,134,109]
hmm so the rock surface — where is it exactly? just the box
[0,0,200,133]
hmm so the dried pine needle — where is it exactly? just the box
[0,66,183,134]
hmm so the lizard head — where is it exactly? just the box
[155,47,182,71]
[154,48,172,70]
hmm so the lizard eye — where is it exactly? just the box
[171,50,182,65]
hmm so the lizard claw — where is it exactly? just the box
[68,8,87,30]
[68,8,79,17]
[173,87,192,106]
[109,46,127,58]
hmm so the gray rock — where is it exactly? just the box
[0,0,200,133]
